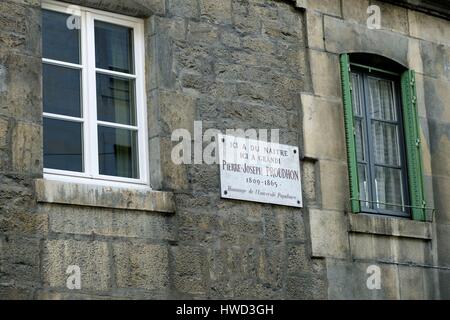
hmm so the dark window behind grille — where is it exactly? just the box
[351,67,410,217]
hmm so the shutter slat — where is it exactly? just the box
[340,54,360,213]
[401,70,426,221]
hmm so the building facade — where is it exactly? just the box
[0,0,450,299]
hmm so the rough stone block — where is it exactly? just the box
[286,274,327,299]
[167,0,199,19]
[159,90,197,135]
[0,50,42,122]
[0,2,41,56]
[113,242,169,290]
[172,246,207,295]
[199,0,232,24]
[11,121,42,175]
[0,236,40,287]
[42,240,110,291]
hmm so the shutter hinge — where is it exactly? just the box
[415,138,421,147]
[412,96,417,104]
[410,78,415,86]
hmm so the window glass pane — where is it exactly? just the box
[96,74,136,125]
[374,166,405,212]
[355,119,366,162]
[368,78,397,121]
[44,118,83,172]
[43,10,80,64]
[358,164,370,209]
[372,121,400,166]
[98,126,138,178]
[43,64,81,117]
[351,73,363,116]
[95,21,133,74]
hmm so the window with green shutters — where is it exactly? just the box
[339,53,427,221]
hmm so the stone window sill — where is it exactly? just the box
[348,213,432,240]
[35,179,175,213]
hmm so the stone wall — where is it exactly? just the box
[0,0,327,300]
[297,0,450,299]
[1,0,449,300]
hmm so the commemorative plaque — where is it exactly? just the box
[218,134,302,207]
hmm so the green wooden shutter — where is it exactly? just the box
[401,70,426,221]
[340,54,360,213]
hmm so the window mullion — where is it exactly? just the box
[79,9,90,177]
[361,73,377,210]
[86,11,100,178]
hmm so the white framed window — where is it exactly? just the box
[41,1,149,187]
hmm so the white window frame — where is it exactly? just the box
[42,0,149,188]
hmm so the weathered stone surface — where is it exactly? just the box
[172,246,207,295]
[308,50,341,98]
[200,0,232,24]
[420,41,450,82]
[348,214,432,240]
[350,233,433,265]
[0,236,41,287]
[342,0,369,25]
[158,90,197,135]
[1,0,449,301]
[296,0,341,17]
[45,204,174,240]
[167,0,199,19]
[428,119,450,178]
[11,121,42,175]
[326,259,400,300]
[436,223,450,267]
[302,94,346,161]
[409,9,450,47]
[61,0,165,17]
[42,239,110,291]
[0,2,41,56]
[433,176,450,225]
[323,15,409,66]
[113,242,169,290]
[301,159,317,206]
[35,179,175,213]
[305,10,324,50]
[0,50,42,123]
[398,265,438,299]
[319,160,349,211]
[309,209,350,259]
[372,0,409,34]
